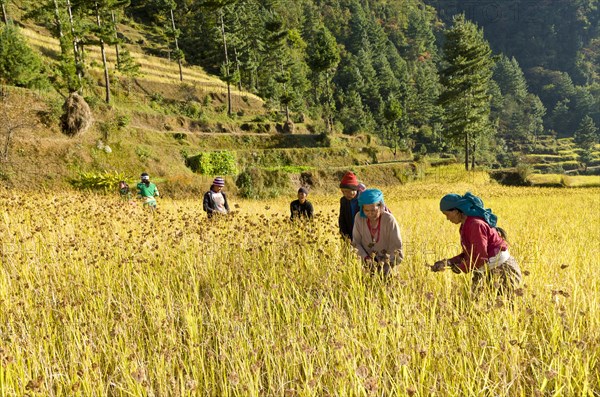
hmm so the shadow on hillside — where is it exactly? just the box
[142,46,173,60]
[133,78,153,97]
[38,46,60,61]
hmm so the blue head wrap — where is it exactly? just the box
[358,189,385,218]
[439,192,497,227]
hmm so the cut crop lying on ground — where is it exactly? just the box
[1,179,598,396]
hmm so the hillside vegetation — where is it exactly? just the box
[0,0,599,193]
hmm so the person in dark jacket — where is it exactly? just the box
[203,177,230,218]
[338,171,365,239]
[290,187,314,220]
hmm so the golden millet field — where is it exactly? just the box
[1,171,599,396]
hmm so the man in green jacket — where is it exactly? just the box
[137,172,160,208]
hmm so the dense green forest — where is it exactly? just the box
[2,0,599,169]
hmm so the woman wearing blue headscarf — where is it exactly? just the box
[431,192,522,295]
[352,189,403,276]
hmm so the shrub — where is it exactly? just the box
[489,169,530,186]
[135,146,152,161]
[0,25,48,89]
[236,167,290,199]
[362,146,379,164]
[150,92,164,104]
[496,151,518,167]
[116,113,131,128]
[84,95,100,110]
[235,168,259,199]
[39,97,63,128]
[181,101,203,118]
[187,151,238,175]
[516,162,534,182]
[70,170,127,191]
[98,121,115,141]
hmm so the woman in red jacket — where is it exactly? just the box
[431,192,522,296]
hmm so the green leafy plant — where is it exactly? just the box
[0,25,48,89]
[116,113,131,128]
[188,151,238,175]
[69,170,128,191]
[135,146,152,161]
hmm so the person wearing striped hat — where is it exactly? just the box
[203,177,230,218]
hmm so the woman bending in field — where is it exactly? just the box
[431,192,522,296]
[352,189,403,276]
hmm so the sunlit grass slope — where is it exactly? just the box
[20,26,262,102]
[0,177,598,395]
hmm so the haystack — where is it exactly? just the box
[282,120,295,134]
[60,92,93,137]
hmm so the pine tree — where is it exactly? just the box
[355,41,381,116]
[0,25,48,89]
[574,115,598,150]
[492,55,546,146]
[305,24,339,133]
[383,94,404,157]
[521,94,546,146]
[439,14,495,170]
[149,0,184,81]
[22,0,82,92]
[493,55,527,102]
[72,0,131,103]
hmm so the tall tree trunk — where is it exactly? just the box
[111,11,120,69]
[471,142,476,170]
[234,46,242,91]
[53,0,64,39]
[66,0,82,88]
[95,3,110,103]
[280,63,289,123]
[219,10,232,116]
[325,71,333,133]
[464,92,471,170]
[170,8,183,82]
[1,2,8,25]
[285,103,290,124]
[252,47,259,92]
[464,130,470,171]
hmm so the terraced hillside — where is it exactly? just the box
[12,22,597,194]
[20,24,262,104]
[520,136,600,173]
[1,22,424,196]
